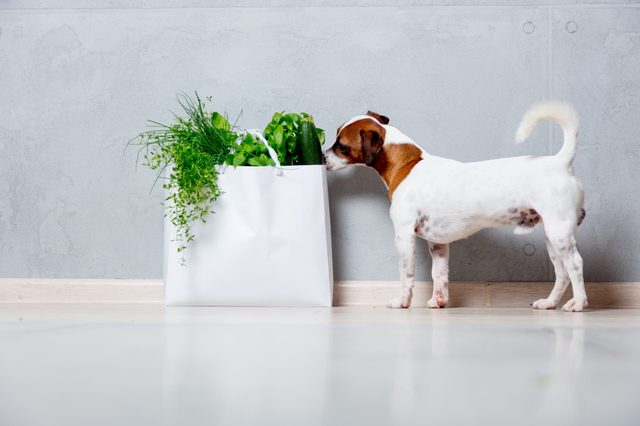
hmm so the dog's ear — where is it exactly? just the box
[360,129,384,165]
[366,111,390,125]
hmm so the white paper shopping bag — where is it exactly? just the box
[164,162,333,307]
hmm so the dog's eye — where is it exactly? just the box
[335,142,350,154]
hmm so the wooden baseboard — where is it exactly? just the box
[0,279,164,304]
[0,279,639,308]
[333,281,640,308]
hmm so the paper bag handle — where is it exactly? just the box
[239,129,283,176]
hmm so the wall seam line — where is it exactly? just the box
[3,4,640,12]
[547,1,554,282]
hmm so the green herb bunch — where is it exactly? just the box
[130,93,237,260]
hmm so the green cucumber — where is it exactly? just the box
[297,118,323,165]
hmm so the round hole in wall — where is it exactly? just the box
[522,21,536,34]
[565,21,579,34]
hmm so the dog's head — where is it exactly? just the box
[324,111,389,171]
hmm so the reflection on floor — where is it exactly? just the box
[1,305,639,426]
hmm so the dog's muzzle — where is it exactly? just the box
[323,150,347,171]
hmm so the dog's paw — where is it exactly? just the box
[531,298,557,310]
[562,298,588,312]
[387,296,411,309]
[427,288,448,309]
[427,298,447,308]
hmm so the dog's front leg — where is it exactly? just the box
[427,242,450,308]
[387,232,416,309]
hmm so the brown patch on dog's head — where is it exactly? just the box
[327,116,387,168]
[325,113,422,200]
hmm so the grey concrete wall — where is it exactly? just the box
[1,1,639,281]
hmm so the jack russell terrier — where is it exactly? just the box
[325,102,587,312]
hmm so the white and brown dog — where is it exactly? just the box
[325,102,587,312]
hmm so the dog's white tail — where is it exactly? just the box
[515,101,579,165]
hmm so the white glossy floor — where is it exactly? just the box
[1,305,639,426]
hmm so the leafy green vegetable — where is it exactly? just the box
[224,132,275,167]
[263,112,325,166]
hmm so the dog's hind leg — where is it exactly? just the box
[387,232,417,309]
[542,216,588,312]
[532,237,571,309]
[427,242,450,308]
